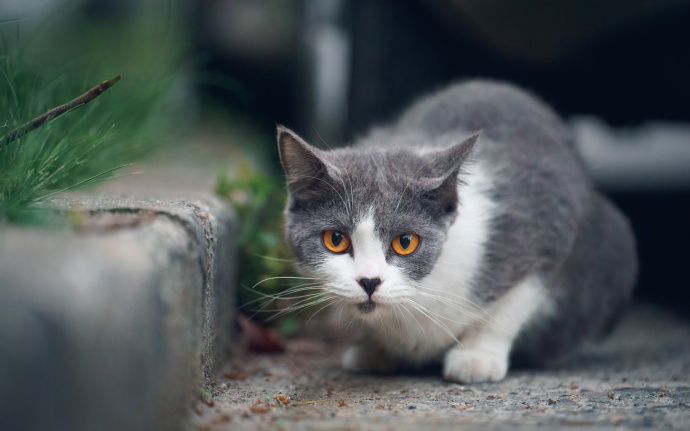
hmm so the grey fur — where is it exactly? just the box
[277,80,637,368]
[278,125,479,280]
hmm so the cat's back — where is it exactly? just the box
[388,80,591,237]
[395,80,574,152]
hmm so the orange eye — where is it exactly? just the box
[391,234,420,256]
[322,230,351,253]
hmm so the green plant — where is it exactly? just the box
[0,2,185,222]
[215,164,302,333]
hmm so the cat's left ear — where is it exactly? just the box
[276,125,338,200]
[419,132,481,213]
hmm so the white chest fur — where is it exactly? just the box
[364,163,499,361]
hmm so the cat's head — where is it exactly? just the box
[277,126,479,318]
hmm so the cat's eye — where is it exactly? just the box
[322,230,351,253]
[391,233,420,256]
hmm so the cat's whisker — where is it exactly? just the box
[248,292,324,319]
[253,290,324,302]
[328,298,347,326]
[251,286,324,308]
[293,173,352,219]
[397,300,432,350]
[265,295,337,322]
[415,284,500,325]
[262,282,325,293]
[376,308,389,341]
[312,126,355,219]
[250,276,318,290]
[414,294,489,329]
[243,281,321,298]
[333,298,347,325]
[244,251,296,263]
[391,180,411,223]
[241,283,324,309]
[403,298,462,346]
[392,153,449,224]
[257,284,321,294]
[415,291,493,326]
[344,312,359,333]
[273,291,328,311]
[392,302,404,335]
[323,283,364,300]
[403,281,491,323]
[245,290,317,321]
[305,297,339,326]
[270,286,325,296]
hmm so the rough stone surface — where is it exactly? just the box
[189,304,690,430]
[0,194,235,431]
[43,195,237,384]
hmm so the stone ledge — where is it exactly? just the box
[0,194,236,431]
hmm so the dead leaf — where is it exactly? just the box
[223,371,247,381]
[236,313,285,353]
[250,406,270,414]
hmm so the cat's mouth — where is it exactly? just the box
[357,300,376,314]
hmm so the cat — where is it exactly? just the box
[275,80,637,383]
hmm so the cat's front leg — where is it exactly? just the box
[443,339,510,383]
[341,342,400,374]
[443,275,551,383]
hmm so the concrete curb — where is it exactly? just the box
[0,194,236,431]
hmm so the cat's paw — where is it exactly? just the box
[443,349,508,383]
[341,344,396,374]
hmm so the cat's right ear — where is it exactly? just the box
[277,125,332,200]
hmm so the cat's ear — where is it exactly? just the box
[419,132,481,213]
[277,125,334,199]
[421,132,480,187]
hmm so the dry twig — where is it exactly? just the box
[0,75,121,148]
[292,400,326,406]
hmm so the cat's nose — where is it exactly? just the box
[358,277,382,297]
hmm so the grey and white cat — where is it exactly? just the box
[276,81,637,383]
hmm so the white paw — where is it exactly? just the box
[443,349,508,383]
[341,345,365,372]
[341,344,396,374]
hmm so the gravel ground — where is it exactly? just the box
[187,303,690,430]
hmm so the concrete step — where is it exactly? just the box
[0,194,236,431]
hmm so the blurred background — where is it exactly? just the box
[2,0,689,316]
